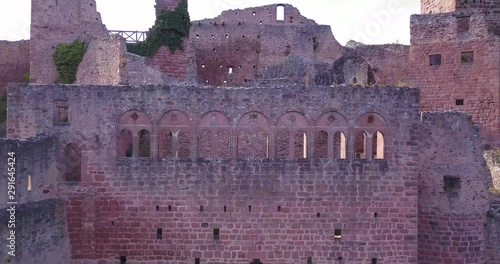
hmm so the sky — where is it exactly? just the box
[0,0,420,45]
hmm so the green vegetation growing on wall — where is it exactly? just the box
[127,0,190,57]
[53,39,87,84]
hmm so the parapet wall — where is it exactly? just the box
[418,112,491,263]
[0,40,30,94]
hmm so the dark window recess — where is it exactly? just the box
[156,205,159,211]
[429,54,442,66]
[316,213,321,218]
[334,229,342,238]
[444,175,461,192]
[278,206,281,212]
[456,99,464,106]
[200,206,204,212]
[58,106,69,122]
[307,257,313,264]
[224,206,227,212]
[213,228,220,240]
[120,256,127,264]
[461,51,474,64]
[195,258,200,264]
[338,256,343,260]
[251,259,263,264]
[111,221,115,226]
[374,212,378,218]
[249,206,252,212]
[371,258,378,264]
[457,16,471,34]
[157,228,162,240]
[168,205,172,211]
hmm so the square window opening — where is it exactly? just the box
[461,51,474,64]
[429,54,442,66]
[456,99,464,106]
[444,175,461,192]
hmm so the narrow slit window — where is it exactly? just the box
[195,258,200,264]
[371,258,378,264]
[307,257,313,264]
[120,256,127,264]
[213,228,220,240]
[157,228,163,239]
[334,132,347,159]
[120,129,133,157]
[27,175,32,191]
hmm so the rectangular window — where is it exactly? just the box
[371,258,378,264]
[157,228,162,240]
[213,228,220,240]
[120,256,127,264]
[195,258,200,264]
[456,99,464,106]
[461,51,474,64]
[444,175,461,192]
[58,106,69,122]
[429,54,442,66]
[334,229,342,239]
[457,16,470,34]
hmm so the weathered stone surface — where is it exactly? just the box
[0,40,29,95]
[0,199,71,264]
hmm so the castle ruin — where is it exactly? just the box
[0,0,499,263]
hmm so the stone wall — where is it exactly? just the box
[6,84,420,263]
[76,35,127,86]
[0,40,30,94]
[0,135,59,205]
[349,43,410,87]
[30,0,108,84]
[485,149,500,190]
[418,112,491,264]
[486,204,500,263]
[0,199,71,264]
[421,0,500,14]
[191,4,356,87]
[409,11,500,144]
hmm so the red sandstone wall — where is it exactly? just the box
[191,5,347,87]
[409,12,500,143]
[7,84,420,263]
[351,44,410,87]
[0,40,30,94]
[418,112,491,264]
[150,44,189,80]
[421,0,457,14]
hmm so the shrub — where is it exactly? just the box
[53,39,88,84]
[128,0,190,56]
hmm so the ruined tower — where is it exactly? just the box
[409,0,500,144]
[149,0,193,81]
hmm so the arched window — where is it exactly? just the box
[119,129,133,157]
[315,112,348,159]
[373,131,384,159]
[118,110,153,158]
[159,111,192,159]
[334,131,347,159]
[277,131,290,159]
[236,112,270,159]
[355,131,367,159]
[277,112,309,159]
[355,112,387,160]
[315,131,328,159]
[138,130,151,157]
[64,143,81,182]
[198,112,231,158]
[276,4,285,21]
